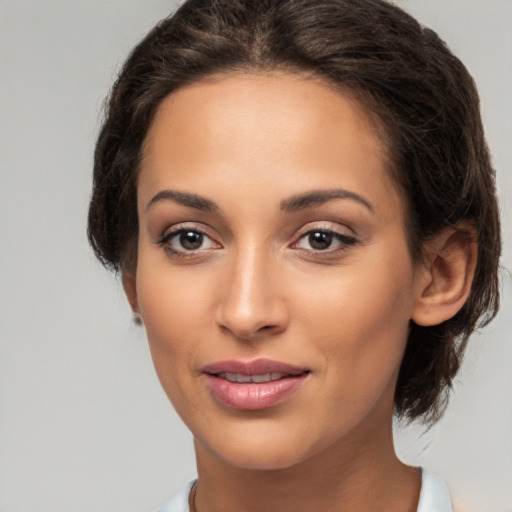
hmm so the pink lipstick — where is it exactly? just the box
[202,358,310,410]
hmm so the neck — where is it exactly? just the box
[192,418,420,512]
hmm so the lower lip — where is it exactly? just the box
[204,374,308,410]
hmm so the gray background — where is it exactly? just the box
[1,1,510,511]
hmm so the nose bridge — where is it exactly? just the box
[216,242,287,340]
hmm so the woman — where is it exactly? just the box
[87,0,501,510]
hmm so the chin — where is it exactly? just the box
[215,443,307,471]
[195,421,326,471]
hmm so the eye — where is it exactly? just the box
[158,226,220,255]
[293,228,357,252]
[176,230,206,250]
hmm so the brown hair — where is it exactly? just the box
[88,0,501,423]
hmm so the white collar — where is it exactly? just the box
[417,468,454,512]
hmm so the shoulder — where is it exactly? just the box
[417,468,453,512]
[155,480,196,512]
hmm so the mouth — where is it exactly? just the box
[214,371,302,383]
[202,359,310,411]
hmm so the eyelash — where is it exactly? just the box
[292,225,357,253]
[157,225,220,258]
[157,224,357,258]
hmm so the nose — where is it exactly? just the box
[215,247,289,342]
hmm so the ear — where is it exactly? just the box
[412,225,477,327]
[122,272,142,324]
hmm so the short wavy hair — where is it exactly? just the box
[88,0,501,423]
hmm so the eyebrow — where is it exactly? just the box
[146,187,374,215]
[146,190,220,213]
[280,189,374,214]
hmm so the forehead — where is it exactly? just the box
[139,72,403,220]
[143,71,385,163]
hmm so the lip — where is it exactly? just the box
[202,358,308,376]
[202,358,310,411]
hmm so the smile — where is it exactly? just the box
[202,359,310,410]
[216,372,294,383]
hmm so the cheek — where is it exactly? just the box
[134,261,216,401]
[136,253,215,336]
[293,250,415,400]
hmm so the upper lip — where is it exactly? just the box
[202,358,309,376]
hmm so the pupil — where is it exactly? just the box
[309,232,332,250]
[180,231,203,250]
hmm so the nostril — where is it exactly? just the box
[215,291,289,340]
[217,321,283,342]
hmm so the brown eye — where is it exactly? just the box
[158,226,221,256]
[179,231,204,250]
[308,231,333,250]
[292,227,357,253]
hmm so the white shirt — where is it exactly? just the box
[156,467,453,512]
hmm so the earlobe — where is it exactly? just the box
[412,225,477,327]
[122,272,141,321]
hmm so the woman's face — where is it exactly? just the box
[130,72,426,470]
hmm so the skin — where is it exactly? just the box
[124,72,476,512]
